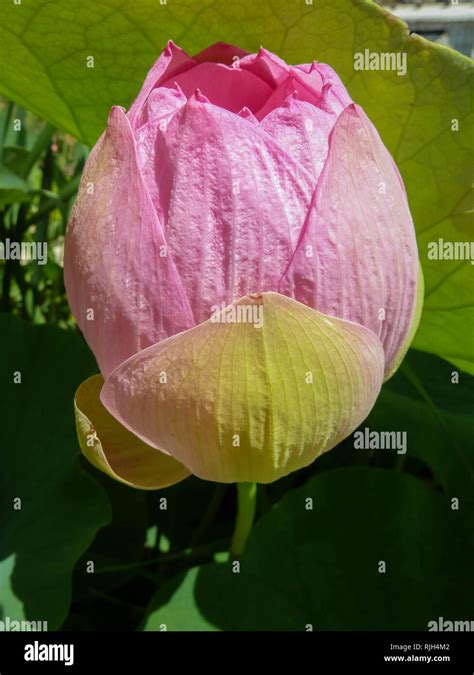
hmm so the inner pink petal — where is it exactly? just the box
[313,63,353,114]
[193,41,249,65]
[128,41,196,128]
[135,95,314,325]
[291,63,324,93]
[261,95,337,182]
[255,73,323,121]
[238,48,289,88]
[136,84,187,129]
[161,62,273,114]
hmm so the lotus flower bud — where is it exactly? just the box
[65,42,422,486]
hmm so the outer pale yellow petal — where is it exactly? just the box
[102,293,385,484]
[75,374,190,490]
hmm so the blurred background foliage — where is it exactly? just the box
[0,100,85,325]
[0,0,472,632]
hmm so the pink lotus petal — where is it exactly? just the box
[301,62,352,114]
[193,41,249,65]
[237,106,259,123]
[261,93,337,182]
[128,40,195,128]
[64,106,195,378]
[255,71,323,121]
[134,87,188,223]
[279,104,419,374]
[238,47,290,87]
[255,61,351,120]
[161,61,273,114]
[135,83,187,129]
[289,62,323,96]
[136,94,314,325]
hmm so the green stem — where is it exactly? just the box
[229,482,257,559]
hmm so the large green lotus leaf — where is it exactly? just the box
[0,555,25,621]
[144,467,474,630]
[0,0,471,370]
[70,472,149,600]
[366,349,474,510]
[312,349,474,507]
[0,315,111,628]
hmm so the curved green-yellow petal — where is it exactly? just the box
[102,292,385,484]
[74,374,190,490]
[384,261,425,381]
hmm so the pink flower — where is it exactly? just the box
[65,42,422,486]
